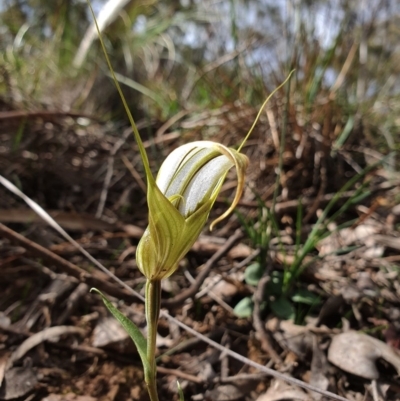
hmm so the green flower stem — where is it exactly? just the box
[145,279,161,401]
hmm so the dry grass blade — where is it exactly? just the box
[73,0,130,68]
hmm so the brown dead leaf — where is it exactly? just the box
[174,352,217,381]
[91,317,129,348]
[255,379,311,401]
[317,295,346,327]
[267,319,313,360]
[0,366,37,400]
[328,331,400,379]
[207,384,248,401]
[318,220,383,258]
[310,337,330,401]
[201,275,239,300]
[192,236,252,258]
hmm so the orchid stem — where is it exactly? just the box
[145,279,161,401]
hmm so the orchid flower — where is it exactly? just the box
[136,141,248,280]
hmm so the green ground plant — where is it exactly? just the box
[234,160,384,323]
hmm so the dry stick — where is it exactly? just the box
[234,189,360,212]
[97,119,151,216]
[155,110,191,138]
[0,110,100,121]
[0,209,117,231]
[156,366,202,384]
[219,332,230,380]
[141,132,181,148]
[0,223,137,303]
[266,108,280,151]
[96,128,132,218]
[235,178,398,212]
[0,324,135,364]
[121,154,147,194]
[218,373,269,383]
[162,229,244,308]
[189,271,235,314]
[329,42,358,97]
[57,283,90,325]
[9,326,85,366]
[157,329,226,361]
[252,276,282,366]
[303,160,328,223]
[0,175,349,401]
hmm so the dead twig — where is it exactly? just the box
[121,154,147,194]
[0,110,100,122]
[303,157,327,223]
[0,209,117,231]
[9,326,85,367]
[253,275,283,366]
[96,128,132,218]
[216,372,269,383]
[162,229,244,308]
[57,283,90,325]
[0,223,137,303]
[157,366,203,384]
[232,189,370,213]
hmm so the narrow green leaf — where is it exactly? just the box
[91,288,150,374]
[331,115,354,155]
[291,289,321,306]
[238,70,295,152]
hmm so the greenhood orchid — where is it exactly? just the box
[86,9,294,398]
[136,141,249,280]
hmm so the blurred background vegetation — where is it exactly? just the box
[1,0,399,250]
[1,0,399,219]
[1,0,399,142]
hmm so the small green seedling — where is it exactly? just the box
[234,160,387,323]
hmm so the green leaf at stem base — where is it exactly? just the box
[91,288,150,374]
